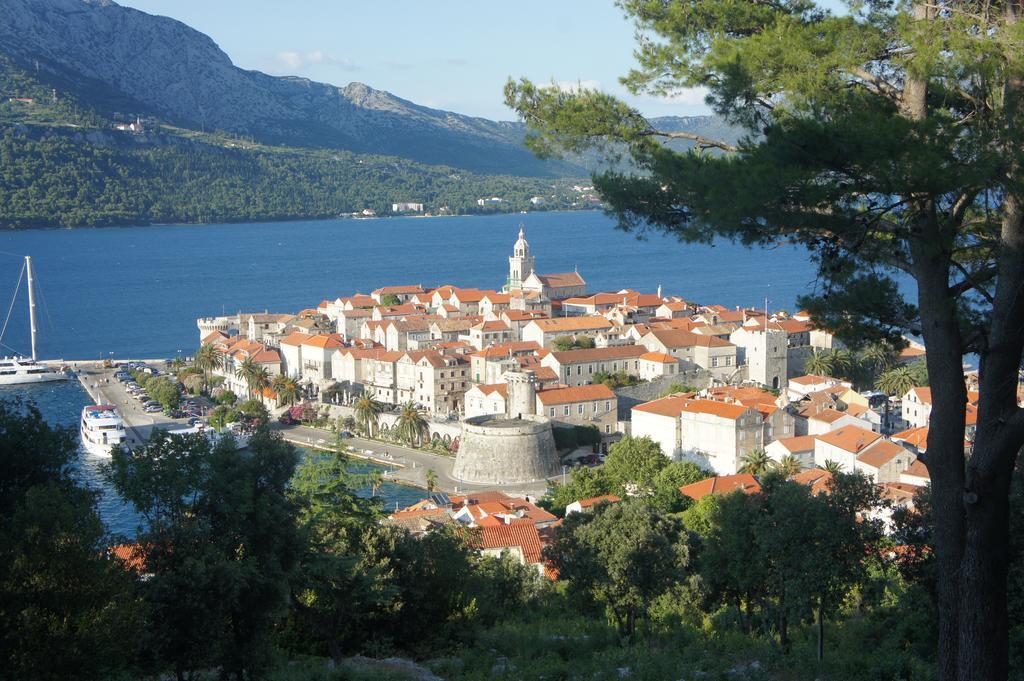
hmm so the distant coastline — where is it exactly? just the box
[5,208,605,232]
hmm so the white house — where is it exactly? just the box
[813,426,884,472]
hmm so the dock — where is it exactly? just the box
[73,363,192,446]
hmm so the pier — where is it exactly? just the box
[73,362,193,446]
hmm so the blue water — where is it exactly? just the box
[0,211,826,360]
[0,210,849,535]
[2,379,425,537]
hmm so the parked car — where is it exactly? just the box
[278,414,297,425]
[144,404,162,413]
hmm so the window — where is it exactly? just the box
[577,366,582,375]
[605,401,610,412]
[549,407,555,417]
[578,404,585,415]
[564,405,570,416]
[605,424,611,433]
[712,357,719,367]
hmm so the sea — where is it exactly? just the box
[0,210,834,537]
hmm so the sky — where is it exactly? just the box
[116,0,711,121]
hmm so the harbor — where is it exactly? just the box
[70,360,544,498]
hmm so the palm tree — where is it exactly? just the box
[248,366,271,399]
[193,343,220,386]
[821,460,844,475]
[353,395,384,437]
[272,374,300,407]
[367,470,384,497]
[860,341,896,376]
[395,401,430,447]
[828,348,855,379]
[234,356,259,397]
[739,448,771,476]
[773,454,803,477]
[875,365,918,397]
[804,349,834,377]
[425,468,438,493]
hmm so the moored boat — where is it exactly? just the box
[80,404,128,456]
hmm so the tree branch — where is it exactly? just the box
[637,128,740,152]
[847,66,902,100]
[948,261,998,302]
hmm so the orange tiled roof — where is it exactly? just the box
[810,409,848,424]
[536,383,616,405]
[817,425,883,453]
[773,435,817,453]
[790,374,835,386]
[903,459,931,480]
[301,334,344,349]
[639,351,678,364]
[529,317,613,332]
[476,523,545,563]
[110,543,148,572]
[550,345,647,363]
[790,468,833,495]
[536,271,586,289]
[646,328,733,348]
[856,439,909,468]
[632,393,696,417]
[680,474,761,500]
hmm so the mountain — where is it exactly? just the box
[0,0,743,178]
[0,0,589,176]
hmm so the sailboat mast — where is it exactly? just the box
[25,256,37,361]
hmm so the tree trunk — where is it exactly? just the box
[817,596,824,663]
[328,639,345,668]
[778,585,789,652]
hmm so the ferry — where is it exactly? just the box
[80,405,128,456]
[0,357,68,386]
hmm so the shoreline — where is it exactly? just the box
[3,208,602,232]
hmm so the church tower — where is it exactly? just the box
[506,224,536,292]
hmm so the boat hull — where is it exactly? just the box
[0,371,68,386]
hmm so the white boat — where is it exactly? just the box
[80,405,128,456]
[0,356,68,385]
[0,256,68,386]
[164,424,250,450]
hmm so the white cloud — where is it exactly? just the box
[553,79,602,93]
[276,50,360,72]
[646,87,709,106]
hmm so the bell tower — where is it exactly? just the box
[506,224,536,292]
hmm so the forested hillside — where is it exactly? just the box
[0,129,584,228]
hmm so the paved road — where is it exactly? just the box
[275,423,551,499]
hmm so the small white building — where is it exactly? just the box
[813,426,884,472]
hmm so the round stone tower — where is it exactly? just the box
[505,369,538,419]
[452,369,559,485]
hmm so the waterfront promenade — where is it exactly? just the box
[275,422,550,499]
[71,361,551,500]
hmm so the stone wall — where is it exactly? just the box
[452,414,559,485]
[614,369,715,420]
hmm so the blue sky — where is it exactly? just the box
[117,0,711,120]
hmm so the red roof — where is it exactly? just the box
[536,383,616,405]
[476,523,545,563]
[680,474,761,500]
[816,425,882,453]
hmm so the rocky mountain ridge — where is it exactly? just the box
[0,0,738,177]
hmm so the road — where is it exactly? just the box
[275,423,551,499]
